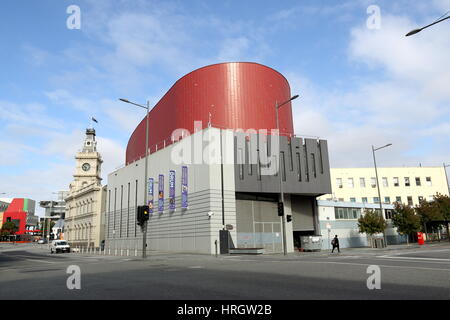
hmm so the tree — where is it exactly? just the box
[358,209,387,247]
[416,198,444,240]
[40,220,55,237]
[392,202,421,244]
[1,221,18,236]
[431,193,450,240]
[433,193,450,220]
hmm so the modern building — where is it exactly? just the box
[319,167,449,207]
[105,62,332,255]
[2,198,39,236]
[317,200,405,249]
[39,191,69,240]
[39,191,69,220]
[64,128,107,248]
[0,199,11,229]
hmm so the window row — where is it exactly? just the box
[334,207,362,220]
[334,207,397,220]
[336,176,433,188]
[329,196,432,206]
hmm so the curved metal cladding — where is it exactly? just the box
[126,62,294,165]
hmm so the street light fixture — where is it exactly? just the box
[276,94,299,255]
[119,98,150,259]
[372,143,392,246]
[406,11,450,36]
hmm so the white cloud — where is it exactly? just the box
[285,8,450,168]
[217,37,250,61]
[0,163,74,217]
[45,90,95,113]
[96,136,126,175]
[0,100,63,130]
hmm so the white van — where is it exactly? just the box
[50,240,71,254]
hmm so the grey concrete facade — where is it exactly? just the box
[234,132,331,195]
[105,128,332,254]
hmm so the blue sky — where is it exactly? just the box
[1,0,449,215]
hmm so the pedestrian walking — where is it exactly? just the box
[331,235,340,253]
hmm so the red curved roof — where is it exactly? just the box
[126,62,294,165]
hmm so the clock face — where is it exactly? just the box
[82,163,91,172]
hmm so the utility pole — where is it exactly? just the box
[119,98,151,259]
[372,144,392,247]
[275,95,299,255]
[444,163,450,242]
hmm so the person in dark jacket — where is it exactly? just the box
[331,235,340,253]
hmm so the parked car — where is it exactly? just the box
[38,239,47,244]
[50,240,71,253]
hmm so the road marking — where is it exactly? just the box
[214,257,450,272]
[385,248,450,256]
[298,260,450,272]
[377,255,450,262]
[12,255,56,264]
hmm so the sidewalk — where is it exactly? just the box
[294,240,450,257]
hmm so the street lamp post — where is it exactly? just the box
[443,163,450,242]
[275,94,299,255]
[444,163,450,196]
[372,143,392,247]
[119,98,150,259]
[406,11,450,36]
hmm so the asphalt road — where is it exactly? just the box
[1,243,450,300]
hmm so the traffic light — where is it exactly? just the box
[286,215,292,222]
[136,207,143,226]
[277,202,284,216]
[142,205,149,222]
[137,205,150,226]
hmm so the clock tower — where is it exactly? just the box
[65,127,107,248]
[70,128,103,191]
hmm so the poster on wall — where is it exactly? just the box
[158,174,164,213]
[148,178,154,214]
[169,170,176,211]
[181,166,188,209]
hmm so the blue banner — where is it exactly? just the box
[181,166,188,209]
[169,170,176,211]
[148,178,154,213]
[158,174,164,213]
